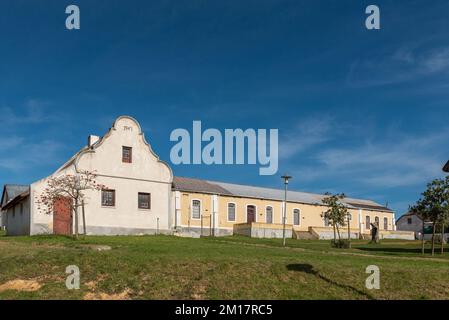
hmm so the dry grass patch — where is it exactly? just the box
[83,289,132,300]
[0,279,42,292]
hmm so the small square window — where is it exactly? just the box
[407,218,412,224]
[122,146,132,163]
[138,193,151,209]
[102,189,115,207]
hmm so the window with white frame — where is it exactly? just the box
[266,206,273,224]
[293,209,300,226]
[228,203,236,221]
[384,217,388,230]
[191,200,201,219]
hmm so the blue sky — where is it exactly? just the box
[1,0,449,218]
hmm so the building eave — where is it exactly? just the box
[1,189,30,211]
[444,160,449,172]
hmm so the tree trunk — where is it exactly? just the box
[333,224,336,243]
[441,223,445,255]
[82,200,86,236]
[336,224,341,241]
[421,221,425,255]
[431,222,436,256]
[347,218,351,248]
[74,199,79,239]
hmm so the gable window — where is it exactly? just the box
[366,216,371,229]
[293,209,300,226]
[191,200,201,219]
[266,206,273,224]
[102,189,115,207]
[138,193,151,209]
[228,203,236,222]
[384,217,388,230]
[407,218,412,224]
[122,146,132,163]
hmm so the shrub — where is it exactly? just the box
[331,239,350,248]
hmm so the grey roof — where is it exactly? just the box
[1,189,30,211]
[1,184,29,207]
[173,177,233,195]
[173,177,393,212]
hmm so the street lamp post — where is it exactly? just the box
[281,174,292,247]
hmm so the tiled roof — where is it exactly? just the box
[173,176,393,212]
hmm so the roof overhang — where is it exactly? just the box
[1,190,30,211]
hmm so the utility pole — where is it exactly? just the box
[281,174,292,247]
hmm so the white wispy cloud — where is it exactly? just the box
[0,138,64,171]
[347,44,449,87]
[0,98,62,126]
[292,125,448,189]
[279,115,335,159]
[0,99,68,175]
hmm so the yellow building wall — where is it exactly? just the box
[179,192,213,228]
[360,209,394,232]
[177,191,395,233]
[217,196,282,229]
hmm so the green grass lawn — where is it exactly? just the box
[0,233,448,300]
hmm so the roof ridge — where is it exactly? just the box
[206,179,324,197]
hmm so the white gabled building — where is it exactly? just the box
[1,116,173,236]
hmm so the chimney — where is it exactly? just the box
[88,135,100,147]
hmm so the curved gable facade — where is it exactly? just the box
[30,116,174,235]
[76,116,172,183]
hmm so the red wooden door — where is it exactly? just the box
[247,205,256,223]
[53,197,72,235]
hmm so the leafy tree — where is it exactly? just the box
[437,210,449,254]
[410,177,449,255]
[36,170,105,239]
[321,193,349,246]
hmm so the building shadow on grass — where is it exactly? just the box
[286,264,375,300]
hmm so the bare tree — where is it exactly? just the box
[36,170,105,239]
